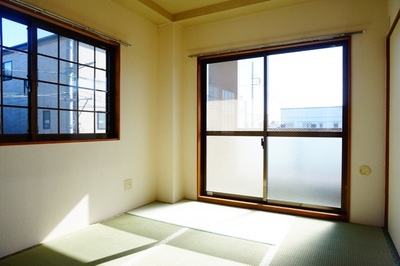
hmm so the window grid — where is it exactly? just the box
[0,5,118,144]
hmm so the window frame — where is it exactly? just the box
[197,37,351,220]
[0,3,120,145]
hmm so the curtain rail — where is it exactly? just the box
[188,30,364,58]
[7,0,132,47]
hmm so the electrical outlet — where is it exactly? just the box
[124,178,132,191]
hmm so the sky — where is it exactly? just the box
[236,46,343,123]
[2,18,54,47]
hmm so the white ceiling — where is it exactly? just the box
[110,0,319,27]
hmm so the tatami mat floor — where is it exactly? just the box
[1,199,399,265]
[128,200,399,266]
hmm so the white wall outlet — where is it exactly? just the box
[124,178,132,191]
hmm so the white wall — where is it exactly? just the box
[182,0,388,226]
[157,23,184,203]
[388,0,400,254]
[0,0,158,257]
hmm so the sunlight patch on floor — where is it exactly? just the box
[101,245,250,266]
[128,199,295,245]
[44,223,157,263]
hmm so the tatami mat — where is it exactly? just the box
[128,200,400,266]
[1,199,399,265]
[127,199,294,245]
[269,217,397,266]
[1,212,273,265]
[106,245,251,266]
[167,228,271,265]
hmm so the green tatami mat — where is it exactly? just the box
[269,217,396,266]
[127,200,295,245]
[1,214,182,265]
[2,202,399,266]
[0,213,272,266]
[100,214,182,241]
[167,228,271,265]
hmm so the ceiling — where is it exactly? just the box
[110,0,319,27]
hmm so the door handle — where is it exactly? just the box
[261,138,264,149]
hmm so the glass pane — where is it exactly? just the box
[79,88,94,111]
[207,57,264,131]
[96,112,106,133]
[38,109,58,134]
[60,85,77,110]
[38,55,58,82]
[60,37,77,62]
[267,47,343,132]
[3,48,28,79]
[96,47,106,69]
[38,82,58,108]
[79,65,94,89]
[38,29,58,57]
[60,110,76,133]
[79,111,94,133]
[95,91,106,112]
[3,79,28,106]
[79,42,94,66]
[207,136,263,198]
[2,60,12,80]
[3,107,28,134]
[267,137,342,208]
[95,69,106,91]
[59,61,77,85]
[2,18,27,48]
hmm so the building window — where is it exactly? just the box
[2,61,12,81]
[198,37,350,216]
[0,4,119,144]
[42,110,50,129]
[23,80,28,95]
[97,112,106,130]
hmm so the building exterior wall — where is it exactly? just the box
[280,106,342,129]
[2,35,106,134]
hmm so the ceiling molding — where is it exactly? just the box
[173,0,271,21]
[137,0,173,21]
[111,0,321,27]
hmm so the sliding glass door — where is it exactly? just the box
[265,47,345,208]
[200,38,349,214]
[205,57,265,199]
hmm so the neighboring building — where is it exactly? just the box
[2,33,106,134]
[279,106,342,130]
